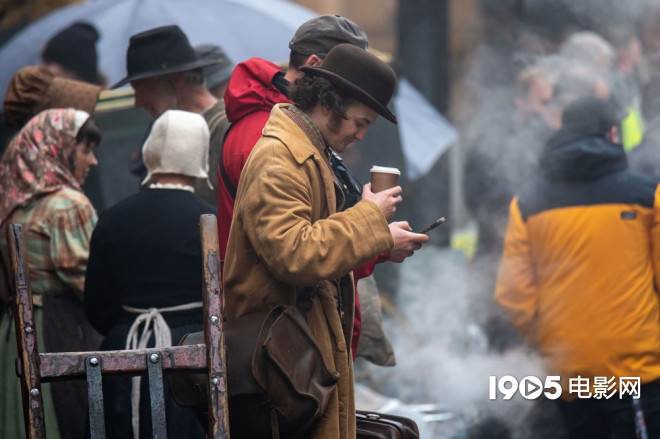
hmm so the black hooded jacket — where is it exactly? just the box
[518,127,655,220]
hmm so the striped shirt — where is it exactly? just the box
[0,187,97,306]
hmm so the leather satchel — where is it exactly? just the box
[356,410,420,439]
[170,304,339,438]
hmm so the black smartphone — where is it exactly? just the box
[420,217,446,234]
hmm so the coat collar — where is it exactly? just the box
[286,105,332,160]
[263,103,327,166]
[262,103,342,213]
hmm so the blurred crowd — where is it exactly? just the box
[462,1,660,352]
[457,3,660,436]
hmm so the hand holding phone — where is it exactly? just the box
[388,221,429,262]
[420,217,446,234]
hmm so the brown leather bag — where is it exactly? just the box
[356,411,420,439]
[170,304,339,438]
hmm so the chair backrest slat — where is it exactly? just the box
[85,356,106,439]
[146,352,168,438]
[24,345,207,380]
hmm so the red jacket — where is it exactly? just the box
[219,58,284,260]
[219,57,386,358]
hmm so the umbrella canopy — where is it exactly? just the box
[0,0,458,196]
[0,0,316,93]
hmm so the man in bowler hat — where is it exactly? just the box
[195,43,235,100]
[113,24,230,205]
[218,15,428,359]
[219,14,371,259]
[223,43,428,439]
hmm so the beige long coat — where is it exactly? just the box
[224,103,393,438]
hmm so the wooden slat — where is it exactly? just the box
[9,224,46,439]
[14,345,209,380]
[200,214,230,438]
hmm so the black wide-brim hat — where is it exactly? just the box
[112,25,221,89]
[300,43,397,123]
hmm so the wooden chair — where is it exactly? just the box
[9,214,229,438]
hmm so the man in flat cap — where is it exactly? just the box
[495,96,660,437]
[193,43,235,204]
[195,43,235,100]
[113,24,229,206]
[224,42,427,439]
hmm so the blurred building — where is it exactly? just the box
[293,0,484,231]
[0,0,84,45]
[292,0,481,98]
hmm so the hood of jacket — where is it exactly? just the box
[540,127,627,181]
[223,57,289,124]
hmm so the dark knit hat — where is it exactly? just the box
[289,15,368,58]
[300,44,397,123]
[194,44,235,89]
[561,96,627,136]
[41,22,100,84]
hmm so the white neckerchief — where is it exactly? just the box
[148,182,195,193]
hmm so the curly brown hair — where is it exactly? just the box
[289,75,355,118]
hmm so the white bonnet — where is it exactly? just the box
[141,109,211,188]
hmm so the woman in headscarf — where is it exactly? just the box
[0,108,102,439]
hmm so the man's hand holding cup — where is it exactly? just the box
[362,165,403,219]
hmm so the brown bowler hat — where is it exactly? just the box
[300,43,397,123]
[4,65,101,127]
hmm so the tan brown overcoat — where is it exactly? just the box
[224,103,393,438]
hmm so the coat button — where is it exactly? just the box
[338,401,344,411]
[337,341,346,352]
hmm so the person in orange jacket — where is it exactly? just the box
[495,96,660,438]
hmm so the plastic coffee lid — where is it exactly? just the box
[370,165,400,175]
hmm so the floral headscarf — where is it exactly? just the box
[0,108,89,224]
